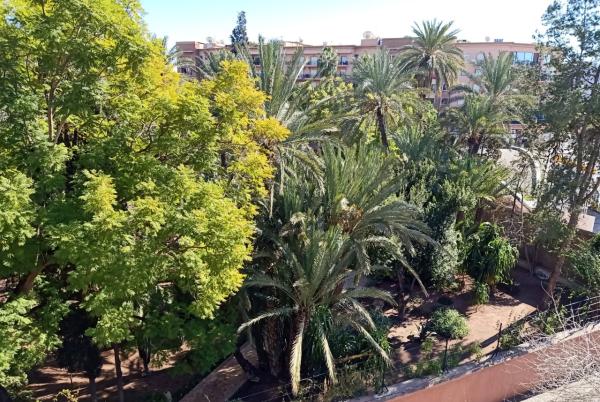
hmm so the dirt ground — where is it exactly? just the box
[28,268,545,401]
[384,267,546,369]
[28,348,196,401]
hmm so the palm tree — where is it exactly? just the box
[193,49,238,79]
[402,20,464,107]
[243,143,432,390]
[445,94,507,155]
[317,46,339,78]
[239,37,308,123]
[464,52,516,99]
[352,49,420,149]
[240,226,395,395]
[457,52,534,117]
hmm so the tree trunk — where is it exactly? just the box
[0,385,11,402]
[47,106,54,141]
[396,270,407,321]
[137,345,151,376]
[89,375,98,402]
[263,316,284,377]
[112,344,125,402]
[545,209,580,305]
[375,106,389,150]
[14,262,50,295]
[251,324,270,372]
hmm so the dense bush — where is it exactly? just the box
[422,308,469,340]
[464,223,518,301]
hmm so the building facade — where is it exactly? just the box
[176,36,541,136]
[177,36,540,84]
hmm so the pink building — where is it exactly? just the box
[176,36,540,135]
[177,36,539,84]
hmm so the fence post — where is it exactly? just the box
[492,323,503,358]
[442,338,449,371]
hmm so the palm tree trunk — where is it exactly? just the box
[375,106,389,150]
[396,270,408,321]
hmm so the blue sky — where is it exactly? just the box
[140,0,552,47]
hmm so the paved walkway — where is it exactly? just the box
[180,344,257,402]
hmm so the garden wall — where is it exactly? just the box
[360,325,600,402]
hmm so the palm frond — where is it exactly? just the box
[238,307,295,334]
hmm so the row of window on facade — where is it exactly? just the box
[251,55,351,66]
[253,51,538,68]
[299,70,348,79]
[467,51,537,65]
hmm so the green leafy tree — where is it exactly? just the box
[567,234,600,295]
[402,20,464,107]
[421,307,469,370]
[423,308,469,340]
[0,1,287,398]
[0,295,65,395]
[534,0,600,301]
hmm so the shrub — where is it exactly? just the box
[473,282,490,305]
[499,320,525,350]
[464,223,518,292]
[423,308,469,340]
[404,341,482,379]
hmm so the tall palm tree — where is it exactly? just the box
[243,143,432,389]
[445,94,507,155]
[464,52,516,99]
[238,37,308,123]
[352,49,420,149]
[458,52,534,117]
[240,226,395,395]
[402,20,464,107]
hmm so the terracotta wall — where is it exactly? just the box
[388,331,600,402]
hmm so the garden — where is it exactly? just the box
[1,1,600,402]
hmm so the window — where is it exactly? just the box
[476,52,485,62]
[253,56,261,65]
[309,56,318,66]
[513,51,534,65]
[340,56,349,65]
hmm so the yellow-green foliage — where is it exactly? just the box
[0,0,288,384]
